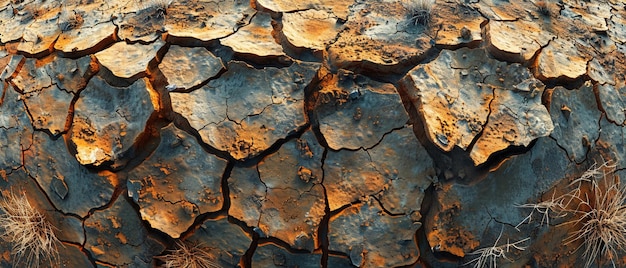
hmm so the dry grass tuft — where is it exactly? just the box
[464,228,530,268]
[0,190,60,268]
[517,160,626,268]
[402,0,435,26]
[563,163,626,268]
[157,240,220,268]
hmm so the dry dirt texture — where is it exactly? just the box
[1,0,625,267]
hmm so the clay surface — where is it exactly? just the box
[1,0,625,267]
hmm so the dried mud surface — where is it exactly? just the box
[0,0,625,267]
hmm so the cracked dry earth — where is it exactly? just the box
[0,0,625,267]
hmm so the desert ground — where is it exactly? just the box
[1,0,625,267]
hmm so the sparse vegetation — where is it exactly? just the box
[402,0,435,26]
[516,160,626,268]
[464,228,530,268]
[156,241,220,268]
[0,190,60,268]
[536,1,550,16]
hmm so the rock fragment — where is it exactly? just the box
[95,40,165,79]
[329,198,419,267]
[127,124,228,239]
[158,45,224,91]
[171,61,319,160]
[70,76,157,167]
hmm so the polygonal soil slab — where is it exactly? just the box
[257,0,354,20]
[324,127,434,213]
[258,131,325,188]
[252,243,323,268]
[84,196,165,267]
[314,69,409,150]
[471,0,542,21]
[597,117,626,169]
[0,5,33,43]
[536,37,589,81]
[220,12,285,58]
[548,83,602,163]
[158,45,224,91]
[597,83,626,126]
[171,61,319,160]
[329,198,420,267]
[21,84,74,136]
[70,76,157,167]
[95,40,165,79]
[45,54,95,94]
[327,1,434,74]
[486,20,554,63]
[400,48,553,165]
[0,83,33,176]
[11,57,53,94]
[165,0,255,42]
[127,124,228,239]
[281,9,344,53]
[432,1,485,47]
[367,127,435,216]
[54,4,118,55]
[424,137,573,261]
[17,10,61,57]
[114,6,165,43]
[24,132,118,218]
[183,217,252,266]
[229,131,326,251]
